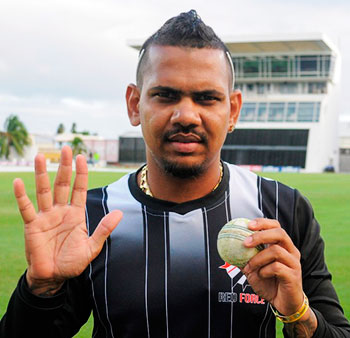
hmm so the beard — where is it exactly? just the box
[161,157,206,179]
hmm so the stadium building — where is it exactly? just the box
[222,34,340,172]
[125,34,340,172]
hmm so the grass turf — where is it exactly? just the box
[0,171,349,337]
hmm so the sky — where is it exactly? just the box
[0,0,350,138]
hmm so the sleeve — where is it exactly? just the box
[284,189,350,338]
[0,271,92,338]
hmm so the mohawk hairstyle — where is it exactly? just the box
[136,10,234,88]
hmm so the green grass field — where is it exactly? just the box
[0,170,349,337]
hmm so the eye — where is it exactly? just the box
[152,91,179,101]
[194,94,220,104]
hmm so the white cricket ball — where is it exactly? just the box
[217,218,264,268]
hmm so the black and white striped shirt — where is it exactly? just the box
[2,162,350,338]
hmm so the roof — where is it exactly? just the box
[222,33,337,55]
[128,33,338,56]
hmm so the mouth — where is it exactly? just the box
[166,133,203,154]
[168,133,202,143]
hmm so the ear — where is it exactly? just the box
[228,89,242,132]
[126,83,141,126]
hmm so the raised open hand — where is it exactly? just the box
[13,146,122,295]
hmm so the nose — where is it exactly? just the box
[170,98,201,128]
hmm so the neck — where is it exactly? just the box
[138,159,223,203]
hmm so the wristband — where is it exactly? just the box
[269,292,309,324]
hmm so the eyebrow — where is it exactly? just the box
[149,86,225,98]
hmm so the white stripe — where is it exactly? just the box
[102,187,115,338]
[258,303,270,338]
[225,191,229,222]
[259,177,263,212]
[203,208,211,338]
[144,206,150,338]
[164,213,169,338]
[230,277,233,338]
[86,206,108,337]
[275,181,279,221]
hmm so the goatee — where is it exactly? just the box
[161,159,205,179]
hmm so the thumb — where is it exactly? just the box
[88,210,123,259]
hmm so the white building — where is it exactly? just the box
[222,34,341,172]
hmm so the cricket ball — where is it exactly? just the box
[217,218,264,268]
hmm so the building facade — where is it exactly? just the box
[222,34,341,172]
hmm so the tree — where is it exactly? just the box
[0,115,31,159]
[70,137,87,157]
[71,122,77,134]
[56,123,65,134]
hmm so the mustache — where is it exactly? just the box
[163,126,208,145]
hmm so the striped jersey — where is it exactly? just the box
[85,163,293,337]
[3,162,350,338]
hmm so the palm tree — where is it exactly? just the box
[0,115,31,159]
[56,123,65,134]
[70,136,87,157]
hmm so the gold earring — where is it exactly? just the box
[228,124,235,133]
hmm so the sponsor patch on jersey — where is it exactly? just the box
[218,262,265,305]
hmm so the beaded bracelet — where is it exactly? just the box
[269,292,309,324]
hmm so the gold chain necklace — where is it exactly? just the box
[139,162,223,197]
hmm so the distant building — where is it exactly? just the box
[118,130,146,164]
[55,133,119,164]
[222,34,340,172]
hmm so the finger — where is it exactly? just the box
[244,227,299,256]
[35,153,52,212]
[244,244,300,274]
[88,210,123,259]
[13,178,37,224]
[248,218,280,231]
[70,154,88,208]
[53,146,73,205]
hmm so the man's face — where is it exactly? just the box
[127,45,241,178]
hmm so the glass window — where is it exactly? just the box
[257,103,267,121]
[243,58,259,77]
[286,103,297,122]
[298,103,315,121]
[268,103,285,122]
[300,56,318,75]
[271,56,288,76]
[314,102,321,122]
[239,103,256,122]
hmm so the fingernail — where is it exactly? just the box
[244,236,253,246]
[249,220,257,228]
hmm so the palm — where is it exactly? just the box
[14,146,122,289]
[25,205,89,280]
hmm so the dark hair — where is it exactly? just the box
[136,10,233,87]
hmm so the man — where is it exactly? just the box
[1,10,350,338]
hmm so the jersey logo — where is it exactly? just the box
[219,262,248,290]
[218,263,265,305]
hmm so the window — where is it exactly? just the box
[286,103,297,122]
[268,103,285,122]
[239,103,256,121]
[243,58,259,77]
[271,57,288,76]
[298,103,315,122]
[257,103,267,121]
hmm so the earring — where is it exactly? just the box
[228,124,235,133]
